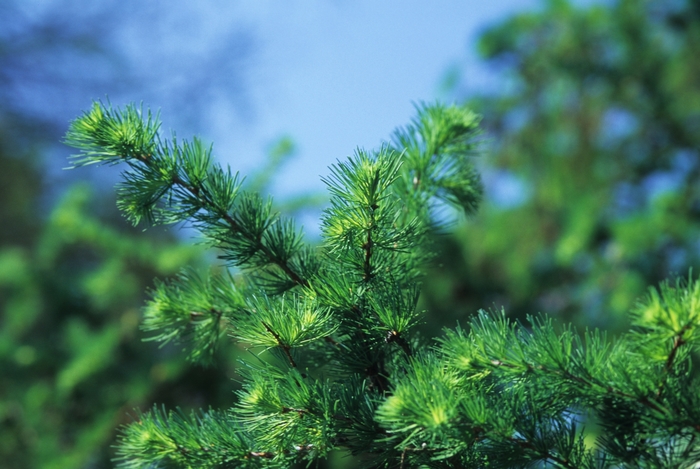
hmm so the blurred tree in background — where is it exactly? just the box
[424,0,700,335]
[0,181,209,468]
[0,1,255,467]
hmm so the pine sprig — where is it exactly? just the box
[389,102,484,221]
[235,294,338,363]
[142,268,246,364]
[114,406,265,469]
[321,147,424,283]
[64,102,161,165]
[65,102,313,290]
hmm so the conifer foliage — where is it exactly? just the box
[65,102,700,468]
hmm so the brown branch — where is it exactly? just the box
[362,230,374,282]
[654,322,692,399]
[248,451,275,459]
[399,443,430,469]
[665,324,691,372]
[488,357,670,415]
[189,308,223,321]
[247,444,316,460]
[386,330,412,357]
[324,335,341,347]
[511,437,576,469]
[262,321,297,368]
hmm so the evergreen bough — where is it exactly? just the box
[65,102,700,468]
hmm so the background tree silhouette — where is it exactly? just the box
[422,0,700,336]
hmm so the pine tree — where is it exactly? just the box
[64,101,700,468]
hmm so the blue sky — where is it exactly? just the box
[190,1,540,198]
[17,0,543,213]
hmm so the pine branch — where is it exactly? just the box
[64,100,700,468]
[65,102,312,290]
[114,407,265,469]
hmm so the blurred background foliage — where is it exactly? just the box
[421,0,700,337]
[2,0,700,467]
[0,1,255,467]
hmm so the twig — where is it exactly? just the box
[262,321,297,368]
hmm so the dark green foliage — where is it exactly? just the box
[64,95,700,468]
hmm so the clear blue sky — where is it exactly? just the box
[21,1,544,210]
[189,1,540,199]
[20,0,610,212]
